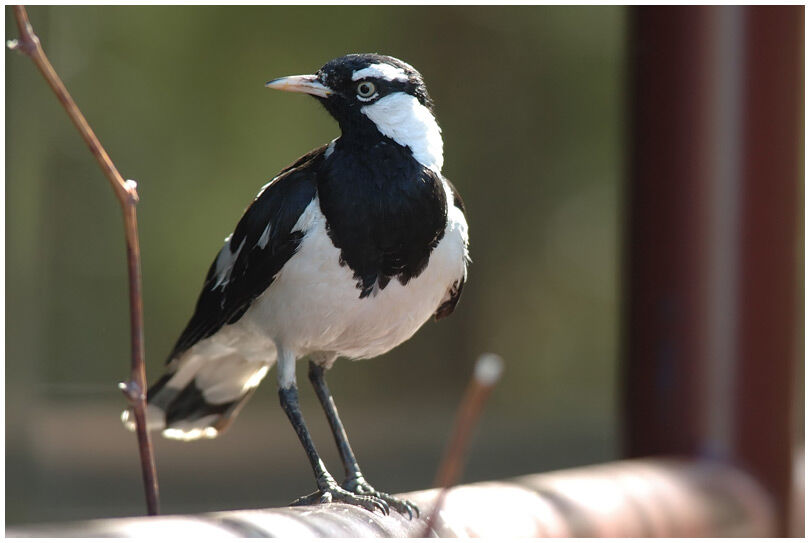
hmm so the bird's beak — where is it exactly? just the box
[265,74,333,98]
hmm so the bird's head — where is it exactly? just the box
[266,54,443,172]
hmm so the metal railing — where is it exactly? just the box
[8,458,775,537]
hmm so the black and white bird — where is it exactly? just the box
[122,53,469,517]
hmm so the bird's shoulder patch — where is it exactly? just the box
[444,177,466,213]
[167,145,324,361]
[434,276,466,320]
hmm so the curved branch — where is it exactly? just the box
[8,5,159,515]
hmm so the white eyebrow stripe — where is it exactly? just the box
[351,63,408,82]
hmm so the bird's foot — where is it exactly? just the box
[343,475,420,519]
[291,474,390,515]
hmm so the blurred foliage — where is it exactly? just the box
[6,6,625,523]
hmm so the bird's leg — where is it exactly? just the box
[308,361,420,519]
[278,384,389,514]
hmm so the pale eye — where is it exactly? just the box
[356,81,377,99]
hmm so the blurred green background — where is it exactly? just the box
[6,6,624,524]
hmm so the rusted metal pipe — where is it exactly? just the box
[8,458,775,537]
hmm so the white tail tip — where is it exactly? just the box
[120,404,166,432]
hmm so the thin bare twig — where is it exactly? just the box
[423,353,504,536]
[9,5,159,515]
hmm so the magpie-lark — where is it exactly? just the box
[122,53,469,517]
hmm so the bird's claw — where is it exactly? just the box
[291,481,390,515]
[343,476,420,519]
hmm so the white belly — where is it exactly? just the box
[243,187,468,360]
[148,180,468,418]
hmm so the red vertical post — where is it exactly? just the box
[733,7,802,535]
[623,6,802,536]
[623,5,714,460]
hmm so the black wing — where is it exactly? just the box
[434,177,468,320]
[167,146,324,361]
[444,177,466,214]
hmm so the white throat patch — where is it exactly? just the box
[361,92,444,173]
